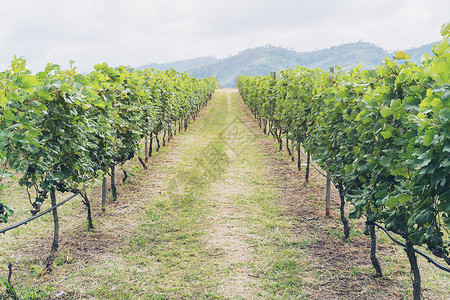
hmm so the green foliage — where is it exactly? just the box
[0,203,14,223]
[237,26,450,274]
[0,279,54,300]
[0,58,217,222]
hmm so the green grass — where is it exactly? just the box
[119,91,233,298]
[119,89,308,298]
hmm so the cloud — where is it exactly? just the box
[0,0,449,72]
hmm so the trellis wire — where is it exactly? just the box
[0,187,86,235]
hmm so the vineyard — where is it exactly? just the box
[237,24,450,299]
[0,24,449,299]
[0,58,217,286]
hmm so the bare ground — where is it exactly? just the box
[203,91,263,298]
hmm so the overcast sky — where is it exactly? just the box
[0,0,449,72]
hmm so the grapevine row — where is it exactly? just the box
[0,58,217,267]
[237,24,449,299]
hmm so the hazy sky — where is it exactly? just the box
[0,0,449,72]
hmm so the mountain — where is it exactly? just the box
[299,42,390,69]
[136,56,218,72]
[190,46,303,88]
[138,42,438,88]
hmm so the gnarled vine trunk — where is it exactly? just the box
[337,182,350,239]
[405,240,422,300]
[81,192,94,230]
[45,188,59,271]
[368,221,382,277]
[111,165,118,201]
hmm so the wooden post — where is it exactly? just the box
[290,139,294,161]
[325,171,331,216]
[162,130,166,147]
[149,132,153,157]
[102,176,107,212]
[144,135,148,163]
[305,151,310,182]
[111,165,117,201]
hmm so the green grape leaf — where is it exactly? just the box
[380,156,392,167]
[442,90,450,104]
[386,194,412,208]
[0,92,7,108]
[380,130,392,139]
[21,75,38,94]
[380,106,393,118]
[440,22,450,37]
[38,90,53,101]
[439,108,450,123]
[3,108,16,121]
[424,129,435,146]
[394,51,410,60]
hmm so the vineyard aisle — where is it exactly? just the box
[114,88,411,299]
[121,88,309,299]
[4,88,445,299]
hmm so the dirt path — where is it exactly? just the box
[204,90,262,297]
[143,88,275,298]
[123,88,307,298]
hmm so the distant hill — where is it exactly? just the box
[136,56,218,72]
[190,46,303,88]
[137,42,438,88]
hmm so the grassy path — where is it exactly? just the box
[2,88,449,299]
[121,89,305,298]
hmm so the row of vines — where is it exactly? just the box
[0,57,217,270]
[237,24,450,299]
